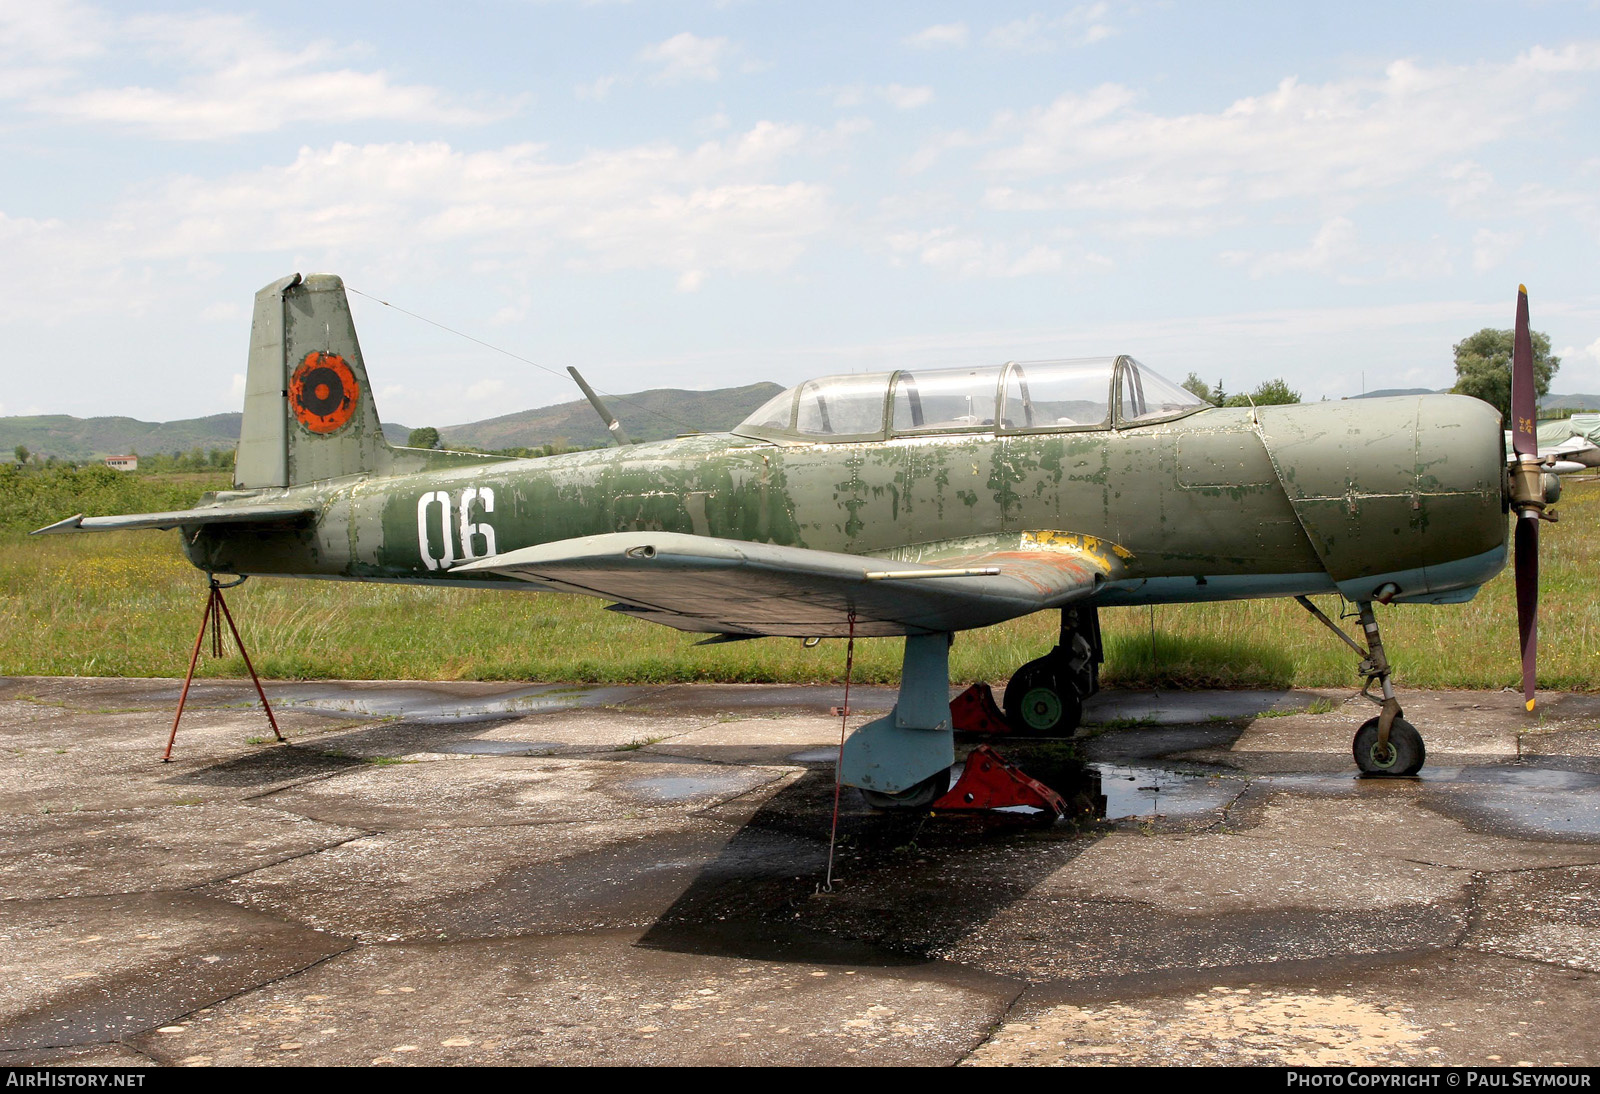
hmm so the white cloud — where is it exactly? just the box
[199,301,244,323]
[0,0,106,63]
[883,84,934,110]
[576,75,619,101]
[905,22,968,49]
[639,32,732,84]
[985,5,1116,52]
[1245,218,1361,277]
[889,227,1062,278]
[0,122,835,321]
[833,84,934,111]
[11,6,503,139]
[976,48,1600,214]
[1471,228,1522,273]
[1220,217,1454,283]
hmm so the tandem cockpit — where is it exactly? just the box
[731,356,1209,444]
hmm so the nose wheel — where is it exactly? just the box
[1353,715,1425,776]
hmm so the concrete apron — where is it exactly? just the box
[1,676,1598,1067]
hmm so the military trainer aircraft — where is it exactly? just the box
[36,274,1560,804]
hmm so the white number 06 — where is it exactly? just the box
[417,487,498,571]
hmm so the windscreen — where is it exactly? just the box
[1118,359,1207,424]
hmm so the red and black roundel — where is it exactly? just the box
[289,352,358,434]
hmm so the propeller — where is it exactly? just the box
[1508,285,1542,711]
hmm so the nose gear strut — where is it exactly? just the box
[1294,595,1424,776]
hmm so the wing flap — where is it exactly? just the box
[455,530,1126,637]
[31,504,318,535]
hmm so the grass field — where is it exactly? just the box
[2,475,1596,691]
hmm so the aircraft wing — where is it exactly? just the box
[31,504,318,535]
[454,530,1127,637]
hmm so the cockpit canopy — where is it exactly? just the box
[733,356,1207,443]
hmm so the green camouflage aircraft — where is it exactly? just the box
[36,274,1559,803]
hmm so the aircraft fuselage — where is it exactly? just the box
[184,393,1508,618]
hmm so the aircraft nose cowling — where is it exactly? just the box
[1255,394,1508,604]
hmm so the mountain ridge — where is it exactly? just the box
[0,382,786,461]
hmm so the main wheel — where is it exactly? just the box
[1003,655,1084,736]
[859,767,951,810]
[1352,716,1425,776]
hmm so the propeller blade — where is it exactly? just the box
[1515,501,1539,712]
[1509,284,1541,711]
[1511,284,1537,457]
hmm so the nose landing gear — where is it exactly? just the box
[1295,595,1425,776]
[1001,606,1103,736]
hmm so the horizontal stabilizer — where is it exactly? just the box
[32,504,317,536]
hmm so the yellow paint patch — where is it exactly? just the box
[1019,530,1135,572]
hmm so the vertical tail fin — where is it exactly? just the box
[235,272,391,488]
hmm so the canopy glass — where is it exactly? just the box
[733,356,1207,443]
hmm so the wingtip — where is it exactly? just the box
[30,514,85,536]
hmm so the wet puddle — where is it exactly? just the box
[1422,764,1600,840]
[272,684,639,722]
[788,747,841,764]
[431,739,566,757]
[624,773,759,803]
[1095,764,1244,821]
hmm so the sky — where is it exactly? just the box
[2,0,1598,428]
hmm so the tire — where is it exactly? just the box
[1352,716,1425,776]
[859,767,951,810]
[1003,655,1084,736]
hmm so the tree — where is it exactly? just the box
[408,426,441,450]
[1451,327,1560,425]
[1181,373,1220,406]
[13,445,28,465]
[1222,378,1301,407]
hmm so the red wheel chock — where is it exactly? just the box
[950,682,1011,734]
[932,744,1068,817]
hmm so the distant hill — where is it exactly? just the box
[0,413,243,462]
[1540,393,1600,412]
[436,382,785,451]
[1349,388,1441,399]
[1,382,785,461]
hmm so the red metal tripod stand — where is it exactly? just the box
[163,576,283,762]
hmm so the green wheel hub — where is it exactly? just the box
[1020,687,1063,731]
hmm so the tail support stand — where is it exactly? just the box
[1295,595,1402,750]
[163,576,283,763]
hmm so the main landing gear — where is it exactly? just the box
[1295,596,1426,777]
[1002,606,1103,736]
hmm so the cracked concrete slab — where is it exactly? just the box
[257,753,794,830]
[3,676,1599,1066]
[204,817,749,941]
[124,930,1014,1067]
[0,891,348,1052]
[1465,864,1600,972]
[0,803,364,900]
[966,950,1600,1067]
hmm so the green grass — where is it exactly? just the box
[4,475,1598,692]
